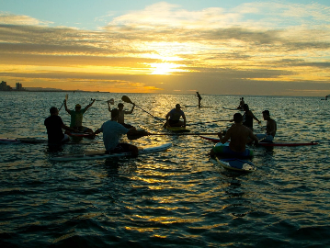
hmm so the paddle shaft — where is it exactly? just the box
[187,119,232,126]
[148,132,218,136]
[122,95,164,122]
[58,94,68,112]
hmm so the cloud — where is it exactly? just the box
[0,12,52,25]
[1,2,330,95]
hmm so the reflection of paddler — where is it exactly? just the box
[210,113,258,157]
[64,99,95,133]
[165,104,187,127]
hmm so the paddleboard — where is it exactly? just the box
[165,126,190,133]
[216,157,256,172]
[66,132,95,138]
[0,138,47,144]
[50,142,172,162]
[200,136,319,147]
[223,107,244,111]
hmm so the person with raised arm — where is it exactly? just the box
[64,99,95,133]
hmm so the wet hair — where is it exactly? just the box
[50,106,58,114]
[233,113,243,123]
[262,110,270,116]
[243,104,249,111]
[111,108,119,119]
[118,103,124,107]
[176,104,181,108]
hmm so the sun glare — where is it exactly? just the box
[150,63,185,75]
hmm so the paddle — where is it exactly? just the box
[187,119,232,126]
[91,98,114,104]
[58,94,68,112]
[121,95,164,122]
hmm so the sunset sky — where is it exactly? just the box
[1,0,330,96]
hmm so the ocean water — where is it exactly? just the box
[0,91,329,247]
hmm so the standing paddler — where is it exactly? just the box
[64,99,95,133]
[196,91,202,108]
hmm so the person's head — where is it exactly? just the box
[75,104,81,111]
[111,108,120,120]
[118,103,124,110]
[262,110,270,120]
[50,106,59,115]
[175,104,181,110]
[233,113,243,123]
[243,104,249,111]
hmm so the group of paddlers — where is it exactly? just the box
[44,96,277,158]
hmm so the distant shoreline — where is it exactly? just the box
[0,90,110,93]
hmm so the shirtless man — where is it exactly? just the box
[210,113,258,157]
[108,102,135,129]
[256,110,277,142]
[165,104,187,127]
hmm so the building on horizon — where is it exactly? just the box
[16,82,23,90]
[0,81,12,91]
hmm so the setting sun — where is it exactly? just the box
[150,63,186,75]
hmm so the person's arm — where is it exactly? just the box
[84,99,96,111]
[182,112,186,127]
[61,123,78,133]
[125,103,135,114]
[249,111,261,124]
[249,130,259,145]
[64,100,71,114]
[218,129,231,144]
[93,128,102,135]
[107,102,111,112]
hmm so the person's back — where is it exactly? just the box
[101,120,129,151]
[211,113,258,157]
[228,123,252,152]
[44,114,65,143]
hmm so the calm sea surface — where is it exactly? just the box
[0,92,329,247]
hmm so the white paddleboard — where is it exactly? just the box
[50,143,172,162]
[216,157,256,172]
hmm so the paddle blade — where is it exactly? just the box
[122,95,133,104]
